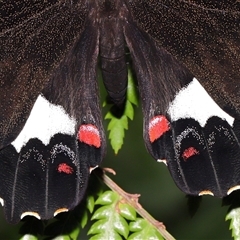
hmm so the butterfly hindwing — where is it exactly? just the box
[146,77,240,197]
[0,1,107,223]
[0,89,101,223]
[125,1,240,197]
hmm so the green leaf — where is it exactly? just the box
[106,113,128,130]
[119,203,137,221]
[87,195,96,213]
[89,218,109,233]
[20,234,38,240]
[90,231,123,240]
[129,218,148,231]
[226,207,240,239]
[92,205,115,220]
[95,191,118,205]
[127,69,138,106]
[108,116,128,134]
[89,190,130,239]
[128,218,164,240]
[114,215,129,238]
[52,236,71,240]
[105,114,128,154]
[69,227,81,240]
[128,230,163,240]
[124,100,134,120]
[80,210,88,229]
[89,213,129,239]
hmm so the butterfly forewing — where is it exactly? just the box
[128,1,240,118]
[0,0,88,148]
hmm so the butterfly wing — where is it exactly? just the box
[147,80,240,197]
[127,1,240,118]
[0,1,88,148]
[0,1,105,223]
[125,1,240,197]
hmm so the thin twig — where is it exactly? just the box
[94,168,176,240]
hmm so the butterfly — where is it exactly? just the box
[0,0,240,224]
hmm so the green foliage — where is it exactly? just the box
[89,191,130,239]
[88,190,166,240]
[226,207,240,239]
[20,234,38,240]
[128,218,164,240]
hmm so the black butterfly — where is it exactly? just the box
[1,0,240,224]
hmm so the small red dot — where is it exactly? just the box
[58,163,74,174]
[182,147,199,161]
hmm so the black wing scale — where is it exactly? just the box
[1,0,240,223]
[149,116,240,197]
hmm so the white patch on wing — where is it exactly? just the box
[12,95,76,152]
[0,197,4,206]
[167,78,234,127]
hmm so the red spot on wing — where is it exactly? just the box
[182,147,199,161]
[58,163,74,174]
[149,115,170,142]
[78,124,101,148]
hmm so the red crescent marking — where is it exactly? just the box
[149,115,170,142]
[58,163,74,174]
[182,147,199,161]
[78,124,101,148]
